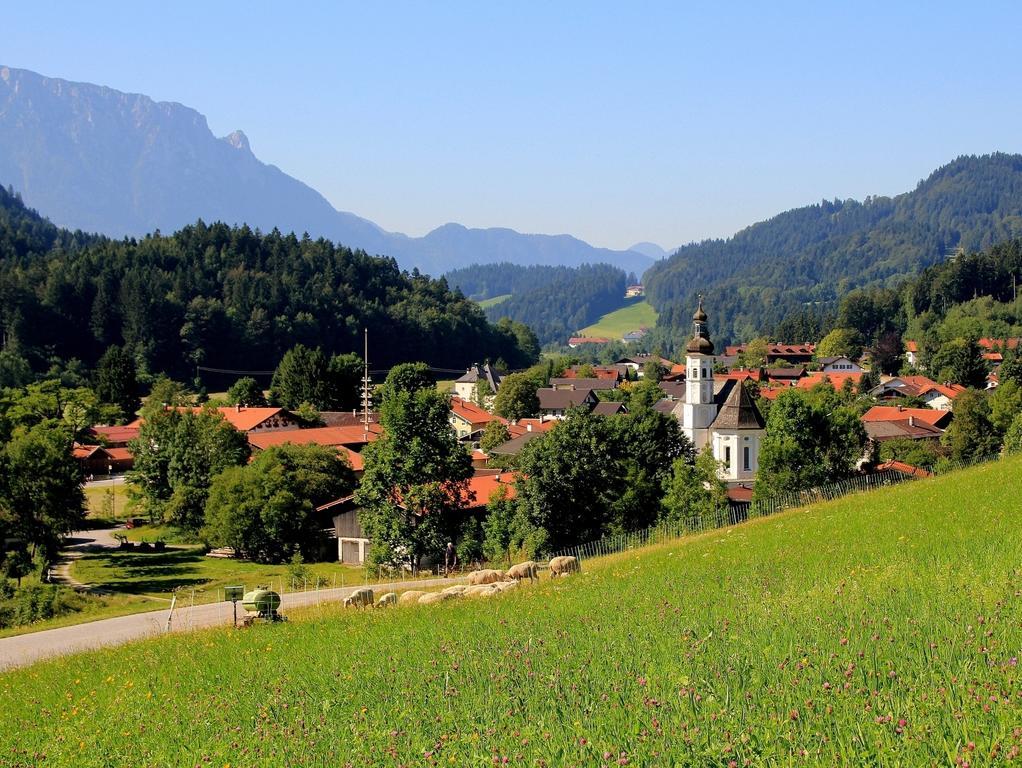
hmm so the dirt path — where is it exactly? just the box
[47,527,127,593]
[0,576,467,671]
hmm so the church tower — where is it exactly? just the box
[681,297,717,449]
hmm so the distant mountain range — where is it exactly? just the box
[644,152,1022,345]
[0,65,655,277]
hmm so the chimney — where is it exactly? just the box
[908,416,915,427]
[236,403,241,413]
[495,473,502,483]
[526,424,532,432]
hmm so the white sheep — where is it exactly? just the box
[343,587,374,608]
[467,568,504,585]
[505,560,538,582]
[548,555,580,578]
[442,584,467,596]
[491,580,518,592]
[398,590,426,605]
[418,591,453,605]
[376,592,397,608]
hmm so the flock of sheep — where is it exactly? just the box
[341,555,580,609]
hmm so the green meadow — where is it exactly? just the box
[580,298,658,339]
[3,456,1022,765]
[478,293,512,309]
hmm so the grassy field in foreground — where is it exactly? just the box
[478,293,511,309]
[4,457,1022,765]
[580,298,657,338]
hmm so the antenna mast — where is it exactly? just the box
[360,328,372,433]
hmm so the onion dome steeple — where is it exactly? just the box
[685,296,714,355]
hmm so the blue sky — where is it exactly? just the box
[3,2,1021,251]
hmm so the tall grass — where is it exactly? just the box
[2,456,1021,765]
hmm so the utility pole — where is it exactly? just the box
[361,328,372,435]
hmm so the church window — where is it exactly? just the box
[743,446,751,471]
[724,445,731,470]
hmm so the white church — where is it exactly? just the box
[671,300,766,486]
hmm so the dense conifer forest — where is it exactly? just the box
[0,186,538,384]
[445,262,629,345]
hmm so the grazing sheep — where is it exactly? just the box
[442,584,467,596]
[418,591,453,605]
[464,584,498,597]
[343,588,374,608]
[376,592,397,608]
[467,568,504,585]
[506,560,538,582]
[548,555,580,578]
[398,590,426,605]
[492,580,518,592]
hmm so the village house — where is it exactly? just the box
[453,363,504,403]
[622,328,649,343]
[869,376,966,411]
[548,377,619,392]
[561,365,622,382]
[725,342,816,366]
[567,336,612,348]
[537,387,599,418]
[246,424,382,475]
[449,396,502,440]
[905,340,920,368]
[861,405,951,445]
[323,472,520,565]
[614,354,675,377]
[126,405,301,434]
[818,356,862,373]
[673,301,767,487]
[625,284,644,298]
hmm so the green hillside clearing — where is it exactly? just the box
[3,457,1022,765]
[477,293,511,309]
[580,298,657,338]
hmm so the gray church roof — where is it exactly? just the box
[711,381,766,430]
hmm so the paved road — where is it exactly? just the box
[0,576,465,671]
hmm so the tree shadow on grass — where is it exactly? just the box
[80,547,214,596]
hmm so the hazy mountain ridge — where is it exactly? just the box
[0,65,652,276]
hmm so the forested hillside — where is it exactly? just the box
[0,188,538,383]
[646,153,1022,346]
[446,262,628,345]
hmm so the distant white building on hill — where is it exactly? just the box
[673,300,766,486]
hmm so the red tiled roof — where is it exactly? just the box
[568,337,612,345]
[464,473,518,508]
[720,369,762,382]
[105,447,134,461]
[862,406,950,428]
[727,343,817,357]
[563,366,620,380]
[72,444,106,460]
[87,425,140,444]
[726,485,755,503]
[983,352,1004,363]
[797,371,863,390]
[979,337,1021,351]
[248,425,380,452]
[450,396,500,427]
[905,340,919,353]
[128,406,296,433]
[876,460,932,477]
[506,418,555,438]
